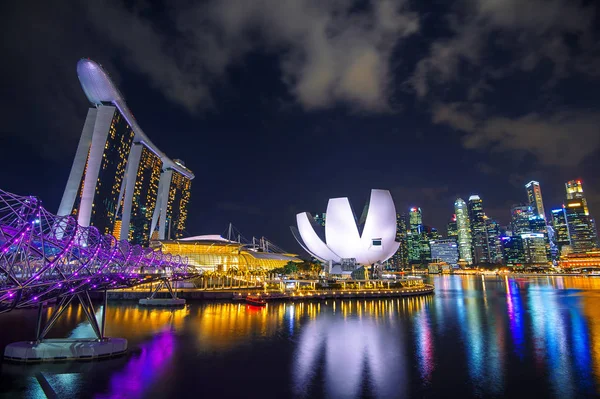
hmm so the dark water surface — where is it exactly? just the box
[1,275,600,398]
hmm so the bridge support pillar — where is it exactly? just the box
[3,291,127,363]
[139,278,186,307]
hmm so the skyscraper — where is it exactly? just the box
[58,59,194,246]
[468,195,488,264]
[447,215,458,239]
[521,233,549,265]
[510,205,534,235]
[525,180,546,220]
[420,226,439,264]
[565,179,598,247]
[485,218,503,264]
[501,236,525,266]
[454,198,473,265]
[409,207,423,230]
[391,213,409,269]
[566,180,589,213]
[407,207,423,264]
[565,198,596,253]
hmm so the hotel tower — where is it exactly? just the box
[58,59,194,246]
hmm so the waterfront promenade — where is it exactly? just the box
[101,283,434,301]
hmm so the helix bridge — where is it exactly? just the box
[0,188,190,315]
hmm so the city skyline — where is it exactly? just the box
[2,0,600,254]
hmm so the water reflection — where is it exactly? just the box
[2,276,600,398]
[293,299,419,398]
[96,329,175,399]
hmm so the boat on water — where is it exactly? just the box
[245,295,266,306]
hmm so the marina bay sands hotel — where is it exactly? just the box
[58,59,194,246]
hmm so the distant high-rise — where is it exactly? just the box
[501,236,524,266]
[486,218,503,264]
[468,195,488,264]
[58,59,194,246]
[565,198,596,253]
[525,180,546,220]
[313,213,326,227]
[391,213,409,269]
[521,233,549,265]
[454,199,473,264]
[510,205,534,235]
[409,207,423,231]
[430,239,459,267]
[420,226,439,264]
[407,207,423,264]
[565,179,598,247]
[565,180,589,213]
[447,215,458,239]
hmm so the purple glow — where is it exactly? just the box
[96,329,176,399]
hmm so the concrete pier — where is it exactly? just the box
[139,298,186,306]
[4,338,127,362]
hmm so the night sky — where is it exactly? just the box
[1,0,600,254]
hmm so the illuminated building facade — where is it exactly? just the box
[468,195,488,264]
[58,59,194,246]
[559,250,600,269]
[525,180,546,220]
[565,198,596,253]
[510,205,534,235]
[566,180,589,213]
[407,207,423,264]
[486,219,504,264]
[565,179,598,247]
[391,213,409,269]
[501,236,525,266]
[454,198,473,264]
[447,215,458,239]
[123,146,162,245]
[159,236,302,273]
[430,239,459,267]
[521,233,550,265]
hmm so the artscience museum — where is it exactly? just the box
[291,189,399,272]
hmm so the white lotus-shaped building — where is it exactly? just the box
[292,189,400,265]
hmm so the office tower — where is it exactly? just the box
[391,213,409,269]
[550,208,570,256]
[468,195,488,264]
[565,179,598,247]
[527,216,550,263]
[525,180,546,220]
[447,215,458,239]
[454,198,473,265]
[430,239,459,267]
[565,198,596,253]
[510,205,534,235]
[122,145,162,245]
[521,233,550,265]
[58,59,195,245]
[486,218,503,264]
[501,236,525,266]
[313,213,326,227]
[162,167,193,240]
[565,180,589,214]
[409,207,423,230]
[407,207,423,264]
[419,226,439,264]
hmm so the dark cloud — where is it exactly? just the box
[82,0,420,113]
[433,103,600,167]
